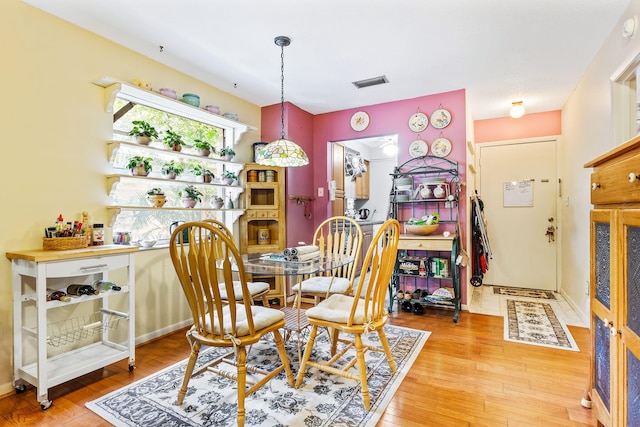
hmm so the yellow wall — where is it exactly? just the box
[0,0,261,395]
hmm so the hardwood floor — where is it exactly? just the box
[0,309,594,426]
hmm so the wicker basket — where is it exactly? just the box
[43,236,91,250]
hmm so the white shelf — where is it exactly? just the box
[19,342,131,389]
[106,140,245,167]
[94,79,256,145]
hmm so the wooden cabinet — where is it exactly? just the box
[239,163,286,298]
[355,159,370,199]
[584,134,640,427]
[331,144,345,216]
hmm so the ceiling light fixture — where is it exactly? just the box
[381,141,398,156]
[510,101,525,118]
[256,36,309,167]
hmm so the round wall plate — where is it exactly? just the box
[350,111,370,131]
[431,109,452,129]
[408,112,429,132]
[431,137,452,157]
[409,139,429,158]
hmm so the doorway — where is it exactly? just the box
[478,138,559,291]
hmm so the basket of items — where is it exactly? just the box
[43,236,91,250]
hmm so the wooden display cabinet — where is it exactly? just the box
[239,163,286,299]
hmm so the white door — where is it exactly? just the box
[478,139,558,290]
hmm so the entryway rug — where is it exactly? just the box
[493,285,556,300]
[86,324,429,427]
[504,299,579,351]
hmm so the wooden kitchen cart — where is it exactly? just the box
[7,245,137,409]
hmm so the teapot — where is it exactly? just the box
[170,221,189,242]
[359,209,370,220]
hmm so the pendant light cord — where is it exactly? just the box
[280,42,286,140]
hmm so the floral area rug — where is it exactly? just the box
[504,299,579,351]
[493,286,556,300]
[86,324,429,427]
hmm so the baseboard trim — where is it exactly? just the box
[135,319,192,346]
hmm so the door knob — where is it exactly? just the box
[629,172,639,183]
[591,182,601,190]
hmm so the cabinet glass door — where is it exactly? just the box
[591,210,613,416]
[621,210,640,426]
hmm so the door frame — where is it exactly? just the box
[474,135,562,294]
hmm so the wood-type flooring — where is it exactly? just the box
[0,309,594,426]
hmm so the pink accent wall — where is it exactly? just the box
[474,110,561,143]
[262,89,469,303]
[261,102,316,247]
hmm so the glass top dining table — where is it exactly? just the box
[233,253,355,277]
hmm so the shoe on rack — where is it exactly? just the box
[401,301,413,312]
[396,290,405,300]
[412,303,424,315]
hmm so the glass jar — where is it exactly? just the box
[92,224,104,246]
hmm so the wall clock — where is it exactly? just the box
[350,111,370,131]
[409,139,429,158]
[408,112,429,133]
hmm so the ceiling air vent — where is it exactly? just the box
[352,75,389,89]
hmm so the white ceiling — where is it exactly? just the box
[23,0,631,120]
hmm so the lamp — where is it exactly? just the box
[510,101,525,119]
[256,36,309,167]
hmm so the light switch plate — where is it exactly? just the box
[318,187,324,197]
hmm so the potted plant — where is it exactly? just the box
[162,129,186,152]
[178,185,203,208]
[193,139,214,157]
[222,170,238,185]
[161,160,184,179]
[219,146,236,161]
[210,195,224,209]
[192,164,215,183]
[126,155,153,176]
[146,188,167,207]
[129,121,158,145]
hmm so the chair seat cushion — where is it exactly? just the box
[305,294,366,324]
[204,305,284,337]
[218,281,270,301]
[291,277,350,294]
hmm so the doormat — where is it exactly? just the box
[493,286,556,300]
[504,299,579,351]
[86,324,429,427]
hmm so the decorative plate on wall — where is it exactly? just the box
[431,109,452,129]
[350,111,370,131]
[431,137,452,157]
[409,139,429,158]
[408,112,429,133]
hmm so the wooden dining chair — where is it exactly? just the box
[294,219,400,410]
[202,219,271,306]
[291,216,363,304]
[170,221,294,427]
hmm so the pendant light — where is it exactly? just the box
[256,36,309,167]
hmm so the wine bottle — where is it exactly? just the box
[46,290,71,302]
[66,284,99,296]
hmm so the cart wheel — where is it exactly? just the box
[14,384,26,394]
[40,400,52,410]
[470,276,483,287]
[129,364,136,372]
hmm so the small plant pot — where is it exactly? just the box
[130,166,149,177]
[223,177,235,185]
[201,175,213,183]
[134,136,152,145]
[197,149,211,157]
[224,155,234,161]
[163,172,177,180]
[170,144,182,152]
[210,199,224,209]
[180,197,197,208]
[146,194,167,208]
